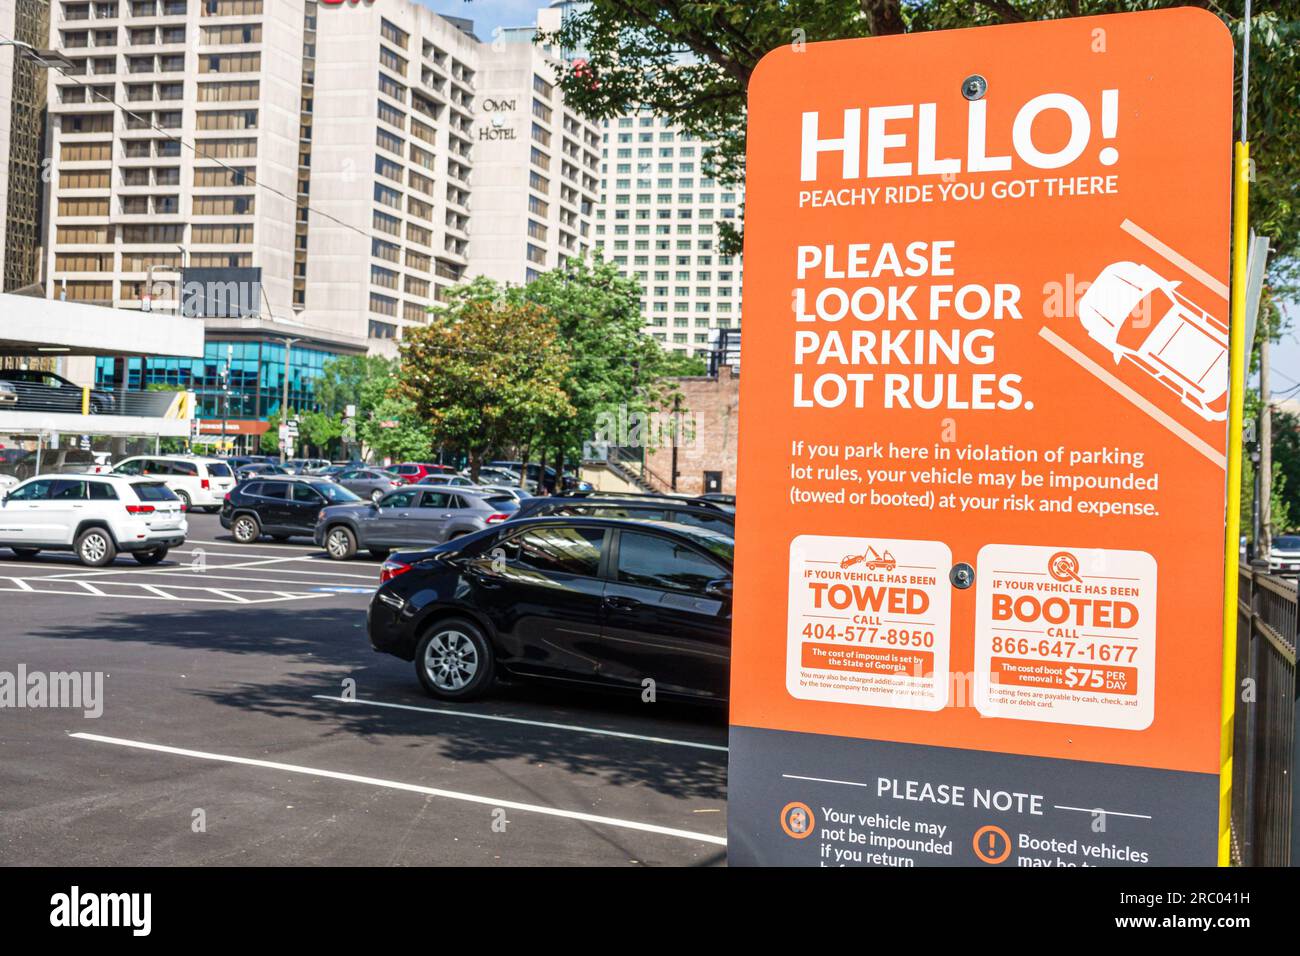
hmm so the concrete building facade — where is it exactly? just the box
[1,0,51,294]
[595,112,744,359]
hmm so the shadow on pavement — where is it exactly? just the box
[25,605,728,802]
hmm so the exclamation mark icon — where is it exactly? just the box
[1098,89,1119,166]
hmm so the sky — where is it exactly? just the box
[417,0,546,38]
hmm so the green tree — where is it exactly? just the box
[315,354,399,416]
[549,1,1300,280]
[357,393,434,463]
[398,295,574,479]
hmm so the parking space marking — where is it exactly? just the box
[312,695,729,753]
[0,576,327,604]
[70,732,728,847]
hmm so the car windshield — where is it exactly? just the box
[316,483,360,503]
[1273,536,1300,550]
[484,495,520,511]
[132,481,179,502]
[207,463,233,478]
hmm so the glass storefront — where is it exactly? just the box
[95,339,340,422]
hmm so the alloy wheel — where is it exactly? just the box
[423,630,479,691]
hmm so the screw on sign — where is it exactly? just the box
[728,9,1233,867]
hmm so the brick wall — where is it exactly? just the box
[645,365,739,496]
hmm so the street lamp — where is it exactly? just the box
[279,336,301,460]
[0,40,75,71]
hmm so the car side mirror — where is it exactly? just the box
[705,578,732,598]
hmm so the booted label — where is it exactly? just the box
[787,535,952,710]
[974,544,1157,730]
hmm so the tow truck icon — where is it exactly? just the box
[840,545,897,571]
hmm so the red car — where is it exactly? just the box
[389,462,455,484]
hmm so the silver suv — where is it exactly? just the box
[314,484,517,560]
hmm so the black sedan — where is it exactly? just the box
[368,517,733,702]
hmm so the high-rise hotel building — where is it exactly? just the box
[594,112,744,360]
[1,0,51,295]
[38,0,600,434]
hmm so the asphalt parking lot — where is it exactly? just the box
[0,513,728,866]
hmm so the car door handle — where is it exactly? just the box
[470,570,503,589]
[604,595,641,610]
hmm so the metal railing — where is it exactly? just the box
[1232,563,1298,866]
[0,379,186,418]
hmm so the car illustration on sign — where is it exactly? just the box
[1076,261,1229,421]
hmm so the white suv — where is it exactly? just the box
[109,455,235,512]
[0,474,187,566]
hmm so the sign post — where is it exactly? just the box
[731,9,1234,867]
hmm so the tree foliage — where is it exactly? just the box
[549,1,1300,282]
[397,293,574,477]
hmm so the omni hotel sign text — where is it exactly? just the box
[478,97,518,140]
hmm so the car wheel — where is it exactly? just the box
[175,489,192,511]
[133,547,168,565]
[415,619,494,701]
[11,548,39,560]
[368,548,390,560]
[370,489,384,503]
[232,513,261,543]
[325,525,357,560]
[75,527,116,567]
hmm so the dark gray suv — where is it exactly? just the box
[314,484,518,560]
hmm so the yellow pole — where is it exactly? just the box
[1218,140,1250,866]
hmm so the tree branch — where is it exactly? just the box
[859,0,907,35]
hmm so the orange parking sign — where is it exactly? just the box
[729,9,1233,867]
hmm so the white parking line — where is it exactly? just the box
[312,695,729,753]
[0,576,326,604]
[69,732,727,847]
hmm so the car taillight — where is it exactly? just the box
[485,512,509,524]
[201,478,210,490]
[380,558,412,584]
[224,492,232,502]
[125,504,155,514]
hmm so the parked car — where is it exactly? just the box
[110,455,236,512]
[334,467,406,502]
[487,461,558,492]
[513,493,735,536]
[698,493,736,506]
[368,517,733,701]
[8,448,103,480]
[220,477,362,543]
[0,474,186,566]
[285,458,331,475]
[0,380,17,407]
[235,462,289,481]
[315,484,515,560]
[1267,534,1300,575]
[0,368,115,414]
[390,462,456,484]
[474,484,534,503]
